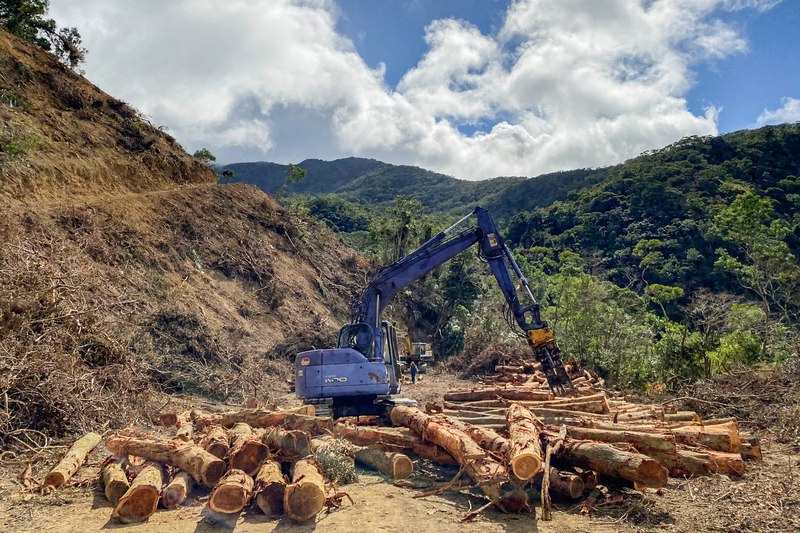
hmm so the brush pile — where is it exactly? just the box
[38,360,764,524]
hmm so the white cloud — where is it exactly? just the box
[755,97,800,127]
[49,0,776,180]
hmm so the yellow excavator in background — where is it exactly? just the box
[398,330,434,373]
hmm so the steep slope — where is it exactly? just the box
[0,29,370,441]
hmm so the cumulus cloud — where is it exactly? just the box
[50,0,777,179]
[755,97,800,127]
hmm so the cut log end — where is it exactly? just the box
[284,483,325,522]
[229,441,269,477]
[510,454,542,481]
[210,485,250,514]
[257,485,285,516]
[206,443,228,460]
[112,486,160,524]
[392,455,414,480]
[204,461,227,488]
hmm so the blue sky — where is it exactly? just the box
[51,0,800,180]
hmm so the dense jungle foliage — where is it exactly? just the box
[224,124,800,391]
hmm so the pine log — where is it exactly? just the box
[701,417,738,426]
[282,414,334,435]
[229,423,269,476]
[559,440,669,488]
[262,427,311,456]
[334,423,458,466]
[446,418,511,458]
[353,448,413,479]
[664,411,701,423]
[255,460,286,516]
[162,471,194,509]
[44,432,102,488]
[507,404,543,480]
[111,461,167,523]
[101,456,130,505]
[443,388,552,402]
[199,426,230,459]
[452,415,508,426]
[544,467,584,499]
[209,469,254,514]
[665,449,745,477]
[104,435,226,488]
[672,421,741,453]
[284,459,325,522]
[390,406,527,513]
[194,407,331,432]
[564,427,678,462]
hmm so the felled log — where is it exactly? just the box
[524,394,610,415]
[162,471,194,509]
[334,424,456,463]
[282,414,334,435]
[44,432,102,488]
[193,407,330,433]
[446,417,511,458]
[390,406,527,513]
[262,427,311,456]
[507,404,543,480]
[672,421,741,453]
[353,447,413,479]
[558,439,669,488]
[443,387,552,402]
[157,413,181,427]
[664,411,701,423]
[111,461,167,523]
[255,460,285,516]
[740,442,762,461]
[284,459,325,522]
[105,435,225,488]
[541,467,584,499]
[564,427,678,462]
[199,426,230,459]
[228,423,269,476]
[101,456,130,505]
[665,449,745,477]
[209,469,254,514]
[175,413,194,442]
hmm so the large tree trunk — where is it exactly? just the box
[111,461,167,523]
[105,435,226,488]
[199,426,230,460]
[506,404,544,481]
[262,427,311,457]
[559,440,669,488]
[352,447,414,479]
[255,460,286,516]
[283,414,334,435]
[162,471,195,510]
[564,427,678,463]
[390,406,527,513]
[101,456,130,505]
[228,423,269,476]
[209,469,255,514]
[44,432,102,488]
[284,459,326,522]
[334,424,456,465]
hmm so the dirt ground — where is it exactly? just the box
[1,373,798,533]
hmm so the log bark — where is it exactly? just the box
[255,460,286,516]
[507,404,544,480]
[282,414,334,436]
[44,432,102,488]
[111,461,166,523]
[194,407,331,433]
[228,423,269,477]
[559,440,669,488]
[544,467,584,499]
[353,448,414,479]
[664,411,701,423]
[390,406,527,513]
[209,469,254,514]
[262,427,311,457]
[664,449,745,477]
[672,422,741,453]
[162,471,194,510]
[199,426,230,460]
[564,427,678,462]
[105,435,226,488]
[101,456,130,505]
[446,418,510,458]
[334,423,458,466]
[284,459,325,522]
[443,388,552,402]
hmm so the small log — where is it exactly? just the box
[255,460,286,516]
[507,404,543,480]
[229,423,269,476]
[199,426,230,459]
[701,417,738,426]
[545,467,584,499]
[111,461,167,523]
[157,413,181,427]
[391,406,527,513]
[559,440,669,488]
[209,469,254,514]
[279,405,316,416]
[446,418,510,458]
[44,432,102,488]
[105,435,225,488]
[739,442,762,461]
[262,427,311,456]
[541,425,566,521]
[353,447,414,479]
[664,411,701,423]
[284,459,325,522]
[101,456,130,505]
[162,471,194,509]
[174,411,194,442]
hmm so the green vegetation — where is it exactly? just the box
[192,147,216,164]
[0,0,86,68]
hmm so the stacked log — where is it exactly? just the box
[111,461,167,523]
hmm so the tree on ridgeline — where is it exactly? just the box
[0,0,86,68]
[275,163,307,200]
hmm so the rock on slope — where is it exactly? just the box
[0,28,369,441]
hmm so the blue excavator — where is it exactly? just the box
[294,207,574,418]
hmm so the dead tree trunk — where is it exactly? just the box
[507,404,544,480]
[209,469,255,514]
[255,460,286,516]
[390,406,527,513]
[104,435,226,488]
[162,471,194,510]
[284,459,325,522]
[101,456,130,505]
[44,432,102,488]
[111,461,167,523]
[228,423,269,476]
